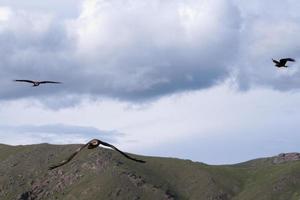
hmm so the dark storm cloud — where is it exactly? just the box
[0,0,241,107]
[0,8,76,101]
[5,0,300,107]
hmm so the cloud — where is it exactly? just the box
[1,0,300,108]
[143,128,300,164]
[1,82,300,164]
[0,6,76,103]
[1,0,300,164]
[0,124,123,145]
[67,0,241,100]
[233,0,300,91]
[0,0,241,108]
[0,6,11,21]
[0,0,82,18]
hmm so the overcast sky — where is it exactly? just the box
[0,0,300,164]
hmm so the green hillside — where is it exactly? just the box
[1,143,300,200]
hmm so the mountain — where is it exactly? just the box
[1,143,300,200]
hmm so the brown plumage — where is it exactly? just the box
[49,139,146,170]
[14,79,61,87]
[272,58,295,68]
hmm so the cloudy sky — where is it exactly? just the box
[1,0,300,164]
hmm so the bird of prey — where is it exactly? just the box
[49,139,146,170]
[272,58,295,68]
[14,80,61,87]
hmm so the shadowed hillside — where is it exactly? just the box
[1,143,300,200]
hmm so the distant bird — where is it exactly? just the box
[272,58,295,68]
[49,139,146,170]
[14,79,61,87]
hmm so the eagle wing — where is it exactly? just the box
[99,140,146,163]
[14,79,35,84]
[280,58,295,65]
[49,139,146,170]
[49,143,89,170]
[39,81,62,84]
[272,59,280,65]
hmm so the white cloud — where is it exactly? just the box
[0,6,11,22]
[0,0,82,18]
[2,83,300,163]
[0,123,123,145]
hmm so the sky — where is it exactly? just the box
[0,0,300,164]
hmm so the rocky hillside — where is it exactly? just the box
[1,143,300,200]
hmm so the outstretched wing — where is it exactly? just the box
[280,58,295,65]
[282,58,295,62]
[39,81,62,84]
[14,79,35,84]
[272,59,280,65]
[49,139,145,170]
[99,140,146,163]
[49,143,89,170]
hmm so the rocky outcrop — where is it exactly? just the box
[273,153,300,164]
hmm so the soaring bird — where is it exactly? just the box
[272,58,295,68]
[49,139,146,170]
[14,80,61,87]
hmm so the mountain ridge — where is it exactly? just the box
[1,143,300,200]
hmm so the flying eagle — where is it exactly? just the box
[49,139,146,170]
[14,80,61,87]
[272,58,295,68]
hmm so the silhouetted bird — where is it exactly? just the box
[49,139,146,170]
[272,58,295,68]
[14,80,61,87]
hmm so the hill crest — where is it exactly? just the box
[1,143,300,200]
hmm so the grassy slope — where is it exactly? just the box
[0,144,300,200]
